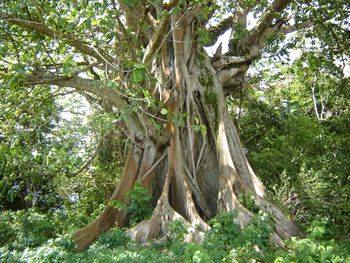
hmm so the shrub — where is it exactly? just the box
[241,113,350,234]
[168,219,188,242]
[184,243,213,263]
[274,219,350,262]
[0,209,61,250]
[204,211,274,262]
[96,228,130,248]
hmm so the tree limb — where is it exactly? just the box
[212,56,249,70]
[207,16,234,46]
[0,11,113,63]
[280,20,313,34]
[143,14,170,67]
[23,72,122,107]
[248,0,292,43]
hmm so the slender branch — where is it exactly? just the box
[71,62,100,77]
[66,131,112,178]
[41,61,90,69]
[141,150,168,183]
[195,136,206,174]
[138,106,168,122]
[311,76,321,121]
[193,107,207,173]
[186,98,196,179]
[280,20,313,34]
[51,90,76,98]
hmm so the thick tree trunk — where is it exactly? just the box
[73,10,300,251]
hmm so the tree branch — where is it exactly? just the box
[248,0,292,43]
[280,20,313,34]
[0,11,113,63]
[212,56,249,70]
[66,131,113,178]
[23,72,122,107]
[207,16,234,46]
[141,150,168,183]
[142,14,170,67]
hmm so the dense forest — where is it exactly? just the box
[0,0,349,262]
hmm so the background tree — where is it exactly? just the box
[0,0,348,251]
[237,53,350,234]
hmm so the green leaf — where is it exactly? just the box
[200,125,207,135]
[132,68,144,83]
[160,108,168,115]
[181,112,189,118]
[91,19,98,26]
[79,126,89,135]
[0,46,8,57]
[109,200,126,210]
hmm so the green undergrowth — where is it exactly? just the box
[1,210,349,263]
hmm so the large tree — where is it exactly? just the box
[1,0,348,251]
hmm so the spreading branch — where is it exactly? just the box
[23,72,122,107]
[0,11,114,64]
[248,0,292,43]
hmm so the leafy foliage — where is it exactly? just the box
[1,209,349,262]
[275,219,350,263]
[96,228,130,249]
[126,182,153,226]
[0,209,63,250]
[236,56,350,234]
[0,85,61,210]
[204,211,274,262]
[110,182,153,226]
